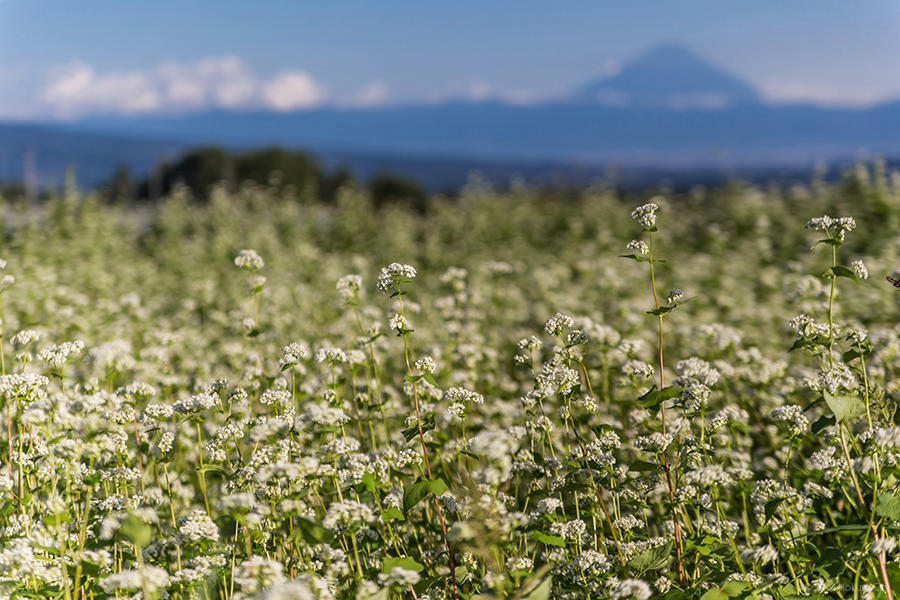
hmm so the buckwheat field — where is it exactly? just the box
[2,166,900,600]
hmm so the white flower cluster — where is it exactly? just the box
[280,341,310,367]
[665,288,685,305]
[315,347,346,364]
[415,356,436,373]
[809,363,857,395]
[740,544,779,565]
[626,239,649,257]
[337,274,363,302]
[38,340,85,369]
[770,405,810,437]
[544,313,575,337]
[234,249,264,271]
[388,313,409,334]
[173,392,217,414]
[444,386,484,405]
[789,314,832,339]
[805,215,856,241]
[630,202,660,229]
[376,262,416,294]
[634,432,673,453]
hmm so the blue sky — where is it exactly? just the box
[2,0,900,119]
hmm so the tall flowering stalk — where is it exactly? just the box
[624,201,686,584]
[797,215,894,600]
[378,262,460,600]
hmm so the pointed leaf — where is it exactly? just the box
[811,414,836,434]
[523,576,552,600]
[531,531,566,548]
[626,540,674,572]
[294,517,334,544]
[830,265,859,282]
[875,491,900,521]
[823,390,865,423]
[764,497,785,522]
[382,556,424,574]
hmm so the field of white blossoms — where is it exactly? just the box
[1,165,900,600]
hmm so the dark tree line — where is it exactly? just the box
[103,146,428,210]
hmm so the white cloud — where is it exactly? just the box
[155,56,257,109]
[41,61,162,117]
[600,58,621,77]
[38,56,327,118]
[348,81,389,107]
[456,80,545,106]
[466,80,492,101]
[261,70,326,111]
[758,81,890,107]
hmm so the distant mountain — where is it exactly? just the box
[68,101,900,166]
[2,43,899,190]
[0,121,835,192]
[573,43,760,108]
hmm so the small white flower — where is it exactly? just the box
[415,356,436,374]
[630,202,660,229]
[389,313,409,334]
[626,239,649,257]
[234,249,264,271]
[665,288,685,305]
[870,537,897,555]
[376,262,416,294]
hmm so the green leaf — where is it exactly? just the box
[530,531,566,548]
[362,472,377,494]
[812,237,842,248]
[811,414,836,434]
[427,477,449,496]
[628,459,659,472]
[422,373,439,387]
[796,524,867,538]
[119,512,152,549]
[197,465,230,477]
[830,265,859,282]
[42,510,71,526]
[382,507,405,522]
[362,589,389,600]
[294,517,334,544]
[646,305,676,316]
[402,478,447,514]
[618,254,651,263]
[789,337,815,352]
[637,385,682,411]
[627,540,674,572]
[402,412,435,442]
[699,589,729,600]
[523,576,552,600]
[720,581,748,596]
[875,491,900,521]
[842,348,865,362]
[823,390,865,423]
[382,556,424,574]
[764,497,785,522]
